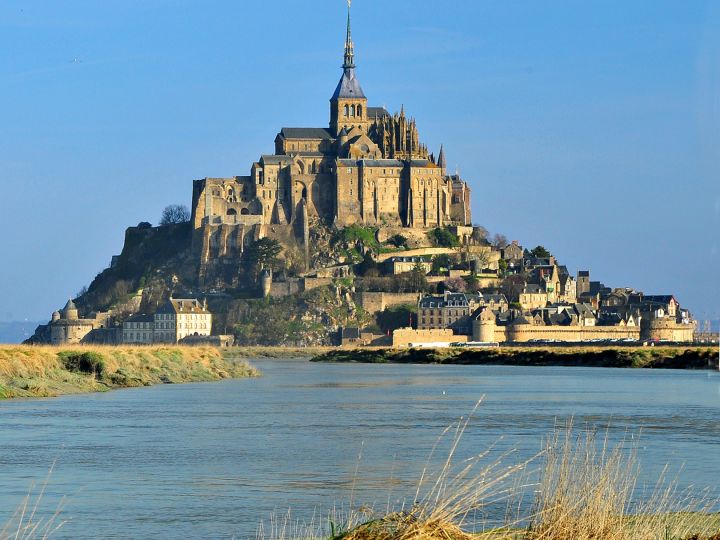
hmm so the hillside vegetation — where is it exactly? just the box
[0,345,259,399]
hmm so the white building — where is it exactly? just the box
[153,299,212,344]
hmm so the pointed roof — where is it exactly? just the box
[63,299,77,312]
[332,1,365,101]
[438,145,447,169]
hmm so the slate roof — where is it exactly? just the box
[125,314,154,324]
[409,159,432,167]
[419,295,444,309]
[523,284,544,294]
[643,295,676,304]
[367,107,389,119]
[332,68,366,100]
[156,299,210,315]
[261,155,293,165]
[482,294,508,304]
[280,128,335,140]
[360,159,404,167]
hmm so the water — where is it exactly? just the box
[1,360,719,539]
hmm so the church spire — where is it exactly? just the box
[343,0,355,69]
[438,145,447,169]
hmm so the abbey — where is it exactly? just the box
[190,4,472,273]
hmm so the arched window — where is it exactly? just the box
[357,105,362,117]
[350,105,356,117]
[344,105,349,117]
[240,208,250,215]
[227,209,237,216]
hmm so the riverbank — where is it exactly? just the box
[227,346,333,358]
[312,346,719,369]
[0,345,260,399]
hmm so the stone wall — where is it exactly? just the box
[356,292,421,314]
[270,280,303,298]
[642,319,695,342]
[303,277,334,292]
[392,328,468,347]
[471,322,641,343]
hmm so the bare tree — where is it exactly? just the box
[159,205,190,226]
[492,233,509,249]
[471,226,488,244]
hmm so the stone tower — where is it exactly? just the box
[473,308,497,343]
[63,299,79,321]
[330,1,368,136]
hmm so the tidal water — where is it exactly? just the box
[1,360,719,539]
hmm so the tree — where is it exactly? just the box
[356,252,379,277]
[498,259,509,277]
[245,238,282,273]
[376,305,417,333]
[464,274,481,293]
[395,263,429,293]
[443,276,467,293]
[501,274,526,302]
[387,234,408,249]
[159,204,190,226]
[429,227,460,248]
[471,226,489,244]
[530,245,552,259]
[491,233,508,249]
[431,254,451,275]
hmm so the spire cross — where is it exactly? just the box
[343,0,355,69]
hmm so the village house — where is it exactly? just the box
[122,314,154,344]
[384,256,433,275]
[153,299,212,344]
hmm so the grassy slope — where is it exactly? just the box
[0,345,260,399]
[311,346,718,369]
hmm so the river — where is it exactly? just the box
[1,360,719,538]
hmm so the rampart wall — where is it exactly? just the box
[392,328,468,347]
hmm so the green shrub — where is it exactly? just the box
[429,227,459,248]
[59,351,106,379]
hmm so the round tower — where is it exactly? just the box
[62,299,79,321]
[260,269,273,298]
[51,310,61,322]
[473,308,497,343]
[338,127,349,156]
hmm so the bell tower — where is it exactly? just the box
[330,0,368,136]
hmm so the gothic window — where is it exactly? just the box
[350,105,355,117]
[357,105,362,117]
[344,105,349,117]
[227,209,237,216]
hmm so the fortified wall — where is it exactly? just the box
[392,328,468,347]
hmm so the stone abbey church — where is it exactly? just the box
[191,5,472,270]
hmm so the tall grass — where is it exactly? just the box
[257,409,719,540]
[0,345,260,398]
[1,463,65,540]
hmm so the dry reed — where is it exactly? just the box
[257,408,719,540]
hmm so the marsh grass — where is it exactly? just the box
[257,405,719,540]
[1,464,65,540]
[0,345,260,398]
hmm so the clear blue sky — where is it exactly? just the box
[1,0,718,324]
